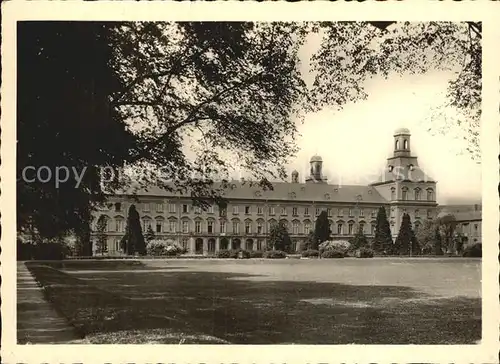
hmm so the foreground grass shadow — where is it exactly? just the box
[23,262,481,344]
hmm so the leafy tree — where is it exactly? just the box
[350,226,369,250]
[434,227,444,255]
[453,232,467,256]
[394,213,419,256]
[312,21,481,161]
[95,215,108,255]
[437,214,458,254]
[313,211,331,250]
[144,225,155,243]
[415,219,436,255]
[306,230,316,250]
[268,222,292,252]
[17,21,308,241]
[373,207,393,254]
[122,205,146,255]
[19,21,480,244]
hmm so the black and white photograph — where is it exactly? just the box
[2,2,498,363]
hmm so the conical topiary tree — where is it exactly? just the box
[269,222,292,252]
[350,226,369,250]
[313,210,330,250]
[394,213,417,255]
[373,206,393,254]
[123,204,146,255]
[434,226,444,255]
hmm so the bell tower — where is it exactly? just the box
[394,127,411,157]
[306,155,327,183]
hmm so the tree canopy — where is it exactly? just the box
[17,21,480,239]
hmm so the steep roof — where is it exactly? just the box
[115,181,388,204]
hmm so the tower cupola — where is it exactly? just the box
[291,170,299,183]
[393,127,411,157]
[306,154,327,183]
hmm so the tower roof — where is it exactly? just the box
[394,127,411,136]
[310,155,322,162]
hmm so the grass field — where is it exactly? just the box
[24,258,481,344]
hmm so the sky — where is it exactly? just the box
[183,26,482,205]
[277,30,481,205]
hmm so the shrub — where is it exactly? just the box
[215,250,231,258]
[321,249,345,258]
[235,249,251,259]
[249,250,264,258]
[263,250,287,259]
[355,247,374,258]
[301,249,319,258]
[462,243,482,257]
[146,239,185,257]
[319,240,351,255]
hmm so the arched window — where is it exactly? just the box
[390,187,396,200]
[245,220,252,234]
[414,188,421,200]
[257,220,264,234]
[348,222,354,235]
[337,223,343,235]
[232,220,240,234]
[395,140,400,150]
[404,139,408,149]
[304,220,311,235]
[292,221,300,235]
[427,189,434,201]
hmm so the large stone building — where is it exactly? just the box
[91,128,438,255]
[438,204,482,244]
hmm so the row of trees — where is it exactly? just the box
[296,207,467,256]
[18,21,481,250]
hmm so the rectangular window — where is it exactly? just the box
[371,210,376,218]
[348,223,354,235]
[269,206,275,215]
[245,206,251,214]
[182,204,189,213]
[304,207,309,216]
[281,207,287,215]
[208,205,214,213]
[292,207,298,216]
[156,203,163,212]
[233,206,239,214]
[233,221,239,234]
[327,208,332,217]
[315,208,320,216]
[182,221,189,233]
[168,203,176,213]
[195,221,201,233]
[427,209,432,218]
[257,240,263,250]
[219,207,227,217]
[169,221,177,233]
[338,209,343,217]
[115,203,122,212]
[359,209,364,217]
[349,208,353,217]
[292,223,299,235]
[156,222,162,233]
[220,221,226,233]
[195,207,202,214]
[208,221,214,233]
[143,203,150,212]
[257,222,263,234]
[257,206,263,215]
[337,224,343,235]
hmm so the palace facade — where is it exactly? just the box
[91,128,439,255]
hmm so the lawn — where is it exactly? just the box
[23,258,481,344]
